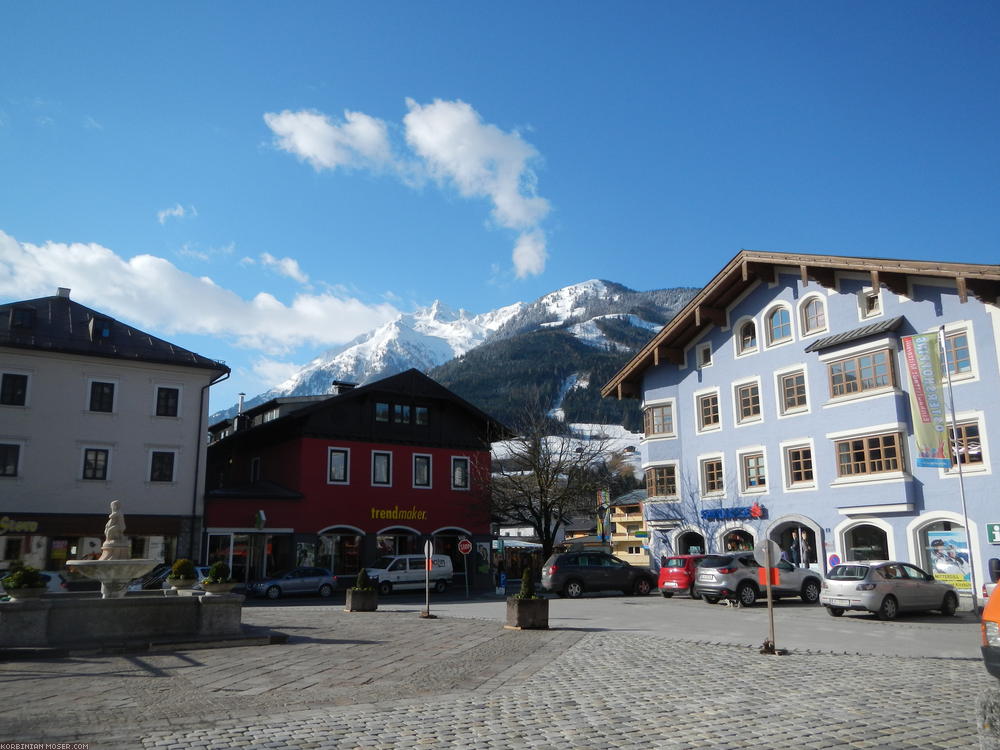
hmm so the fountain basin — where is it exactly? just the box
[66,558,159,598]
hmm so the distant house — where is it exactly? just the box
[203,369,511,589]
[604,250,1000,598]
[0,288,229,569]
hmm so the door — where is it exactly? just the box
[900,563,939,609]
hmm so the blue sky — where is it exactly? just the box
[1,2,997,411]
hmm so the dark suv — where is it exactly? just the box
[541,551,655,598]
[693,553,822,606]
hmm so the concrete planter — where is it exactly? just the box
[200,582,236,596]
[505,597,549,630]
[168,578,196,590]
[345,589,377,612]
[6,587,46,600]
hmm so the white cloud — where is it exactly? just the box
[263,109,393,171]
[251,357,303,387]
[264,98,551,277]
[0,230,399,355]
[260,252,309,284]
[157,204,197,225]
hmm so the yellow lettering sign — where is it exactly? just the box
[369,505,428,522]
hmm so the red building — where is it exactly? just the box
[204,370,511,589]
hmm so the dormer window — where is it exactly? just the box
[739,321,757,354]
[90,317,113,341]
[859,289,882,319]
[697,343,712,368]
[10,307,35,329]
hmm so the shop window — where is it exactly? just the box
[451,457,470,490]
[645,465,677,498]
[155,387,179,417]
[828,349,894,398]
[921,521,971,584]
[723,531,754,552]
[0,373,27,406]
[834,432,903,477]
[372,451,392,486]
[643,402,674,437]
[845,524,888,562]
[0,444,19,477]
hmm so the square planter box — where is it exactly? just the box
[505,597,549,629]
[345,589,378,612]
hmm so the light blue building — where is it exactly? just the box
[603,251,1000,600]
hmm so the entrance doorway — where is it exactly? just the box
[676,531,705,555]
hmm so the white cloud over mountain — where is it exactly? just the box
[263,97,550,278]
[0,230,398,355]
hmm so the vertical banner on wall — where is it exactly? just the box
[902,333,952,468]
[596,489,611,543]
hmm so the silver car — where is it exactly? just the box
[245,566,336,600]
[820,561,958,620]
[693,553,822,606]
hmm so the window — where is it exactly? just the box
[372,451,392,486]
[697,343,712,368]
[451,457,470,490]
[698,393,720,431]
[738,321,757,355]
[10,307,35,329]
[90,316,113,340]
[155,387,179,417]
[375,402,389,422]
[643,403,674,437]
[413,454,431,488]
[83,448,109,480]
[250,457,261,482]
[767,307,792,345]
[328,448,349,483]
[394,404,411,424]
[0,373,27,406]
[944,331,971,376]
[786,446,814,485]
[828,350,894,398]
[0,444,19,477]
[415,406,429,426]
[645,466,677,497]
[702,458,724,495]
[742,453,766,491]
[780,371,808,414]
[735,382,761,423]
[150,451,176,482]
[627,546,642,555]
[860,290,882,319]
[835,433,903,477]
[801,298,826,334]
[89,381,115,412]
[950,422,983,467]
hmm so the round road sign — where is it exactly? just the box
[458,538,473,555]
[753,539,783,567]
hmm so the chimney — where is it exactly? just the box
[238,393,246,414]
[234,393,249,432]
[57,287,71,298]
[331,381,356,395]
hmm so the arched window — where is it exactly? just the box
[801,297,826,334]
[738,320,757,354]
[844,524,888,562]
[767,307,792,345]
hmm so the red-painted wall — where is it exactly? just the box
[205,437,491,536]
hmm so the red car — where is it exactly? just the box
[658,554,706,598]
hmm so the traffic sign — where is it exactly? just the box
[753,539,782,568]
[458,538,473,555]
[424,540,433,557]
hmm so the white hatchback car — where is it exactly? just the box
[821,561,959,620]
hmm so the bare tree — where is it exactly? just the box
[488,409,619,559]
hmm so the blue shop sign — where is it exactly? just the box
[701,506,754,521]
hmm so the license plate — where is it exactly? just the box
[830,598,850,606]
[663,581,678,587]
[698,573,714,582]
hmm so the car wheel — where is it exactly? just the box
[940,592,958,616]
[564,580,584,599]
[661,591,674,598]
[827,606,845,617]
[703,595,719,604]
[800,579,821,604]
[265,585,281,600]
[434,580,447,593]
[737,582,758,607]
[689,585,701,600]
[634,578,652,596]
[318,584,333,598]
[378,580,392,595]
[877,595,899,621]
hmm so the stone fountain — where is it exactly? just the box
[66,500,159,598]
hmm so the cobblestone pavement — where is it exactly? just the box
[0,605,992,749]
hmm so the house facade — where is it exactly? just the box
[603,251,1000,599]
[0,288,230,569]
[203,369,510,590]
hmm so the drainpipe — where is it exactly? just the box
[189,370,230,560]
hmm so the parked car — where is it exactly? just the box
[693,553,822,606]
[365,554,454,595]
[541,551,655,598]
[658,554,705,598]
[982,586,1000,678]
[820,561,958,620]
[245,567,336,600]
[127,562,172,592]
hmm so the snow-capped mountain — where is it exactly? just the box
[213,279,696,424]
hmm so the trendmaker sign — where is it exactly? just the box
[370,505,429,521]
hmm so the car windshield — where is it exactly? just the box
[699,555,735,568]
[370,557,396,570]
[828,565,869,581]
[267,569,292,579]
[665,558,691,568]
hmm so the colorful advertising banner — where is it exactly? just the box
[596,490,611,542]
[902,332,952,468]
[927,529,971,590]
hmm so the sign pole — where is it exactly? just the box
[420,539,436,619]
[765,543,776,650]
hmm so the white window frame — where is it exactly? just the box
[0,369,31,408]
[733,316,759,358]
[698,453,726,498]
[694,387,722,434]
[451,456,471,490]
[643,460,680,500]
[940,410,990,479]
[696,342,713,369]
[327,446,350,485]
[152,383,183,418]
[938,321,979,385]
[764,303,795,349]
[147,448,178,484]
[372,451,392,487]
[85,377,118,414]
[819,337,900,408]
[825,422,909,487]
[80,445,113,481]
[642,397,677,440]
[413,453,432,489]
[736,446,768,496]
[799,293,828,338]
[857,286,884,321]
[732,376,763,427]
[779,438,816,492]
[774,364,810,418]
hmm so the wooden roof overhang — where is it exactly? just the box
[601,249,1000,400]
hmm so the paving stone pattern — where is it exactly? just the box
[0,606,992,749]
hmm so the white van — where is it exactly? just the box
[366,554,454,594]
